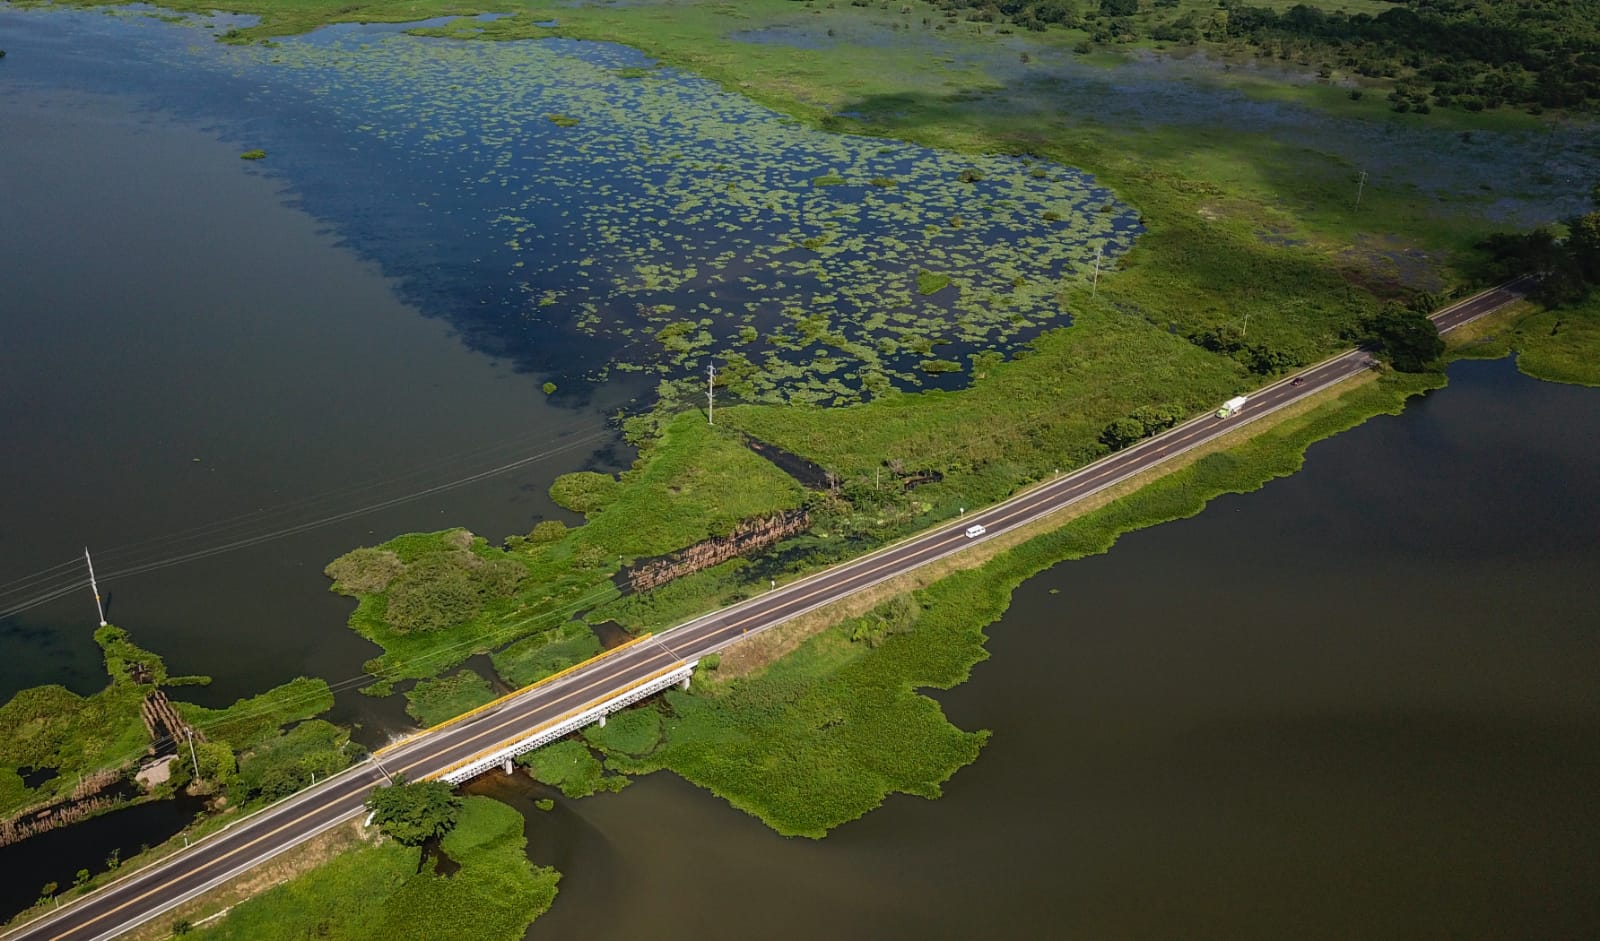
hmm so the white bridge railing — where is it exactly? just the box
[437,660,697,785]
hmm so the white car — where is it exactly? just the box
[965,524,987,539]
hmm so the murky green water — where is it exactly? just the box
[497,358,1600,940]
[2,7,1596,937]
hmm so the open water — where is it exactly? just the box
[1,7,1596,938]
[508,356,1600,940]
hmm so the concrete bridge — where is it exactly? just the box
[3,279,1535,941]
[435,658,696,785]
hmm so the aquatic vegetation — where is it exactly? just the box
[328,413,802,685]
[517,739,624,798]
[238,148,266,159]
[181,797,558,941]
[0,627,334,817]
[405,669,496,727]
[915,270,950,295]
[90,21,1137,405]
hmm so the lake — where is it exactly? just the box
[497,356,1600,941]
[1,7,1596,938]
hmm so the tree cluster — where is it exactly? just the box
[365,775,462,846]
[1099,402,1186,451]
[930,0,1600,112]
[1478,184,1600,304]
[1352,301,1443,372]
[1186,325,1307,377]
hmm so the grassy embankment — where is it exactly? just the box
[325,411,804,707]
[1451,295,1600,387]
[0,627,333,818]
[583,368,1445,836]
[0,626,342,921]
[165,796,557,941]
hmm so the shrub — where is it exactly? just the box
[365,776,461,846]
[549,471,620,515]
[324,547,403,594]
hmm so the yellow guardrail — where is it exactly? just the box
[425,661,690,781]
[373,632,655,757]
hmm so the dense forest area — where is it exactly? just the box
[931,0,1600,112]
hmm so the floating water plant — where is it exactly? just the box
[151,26,1140,405]
[917,271,952,295]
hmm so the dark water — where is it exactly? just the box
[0,4,1136,720]
[0,792,208,917]
[2,7,1597,938]
[508,357,1599,941]
[0,27,642,727]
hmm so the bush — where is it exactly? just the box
[365,776,461,846]
[324,548,403,594]
[383,557,482,634]
[235,720,351,805]
[548,471,620,516]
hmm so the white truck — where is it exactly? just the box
[1216,395,1248,419]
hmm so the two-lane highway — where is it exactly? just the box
[3,278,1529,941]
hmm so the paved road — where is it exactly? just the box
[2,279,1529,941]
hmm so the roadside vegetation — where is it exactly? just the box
[324,411,804,692]
[181,796,557,941]
[404,670,496,728]
[584,367,1444,836]
[0,626,336,819]
[15,0,1594,882]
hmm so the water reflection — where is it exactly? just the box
[527,359,1600,939]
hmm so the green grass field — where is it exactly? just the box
[404,670,497,728]
[585,368,1444,836]
[185,796,559,941]
[0,627,335,817]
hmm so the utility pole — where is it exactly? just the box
[1091,246,1103,296]
[84,548,107,627]
[706,362,716,426]
[1241,312,1250,339]
[1355,169,1368,210]
[186,729,200,780]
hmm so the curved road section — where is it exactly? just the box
[3,279,1530,941]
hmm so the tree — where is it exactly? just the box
[193,740,237,789]
[1099,416,1147,451]
[1566,210,1600,283]
[1358,303,1444,372]
[365,776,461,846]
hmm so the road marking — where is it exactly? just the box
[51,648,682,941]
[27,279,1531,941]
[426,662,690,780]
[374,632,655,755]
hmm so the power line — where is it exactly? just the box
[0,427,617,620]
[0,413,613,605]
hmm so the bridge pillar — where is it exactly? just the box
[597,713,606,728]
[503,758,514,775]
[680,675,690,690]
